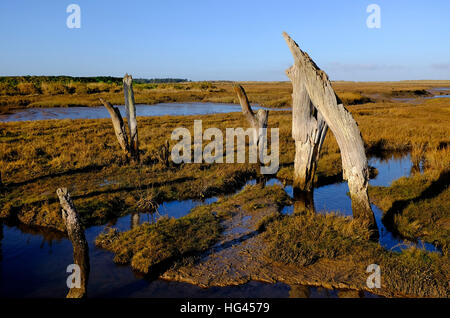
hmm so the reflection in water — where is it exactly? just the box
[131,212,140,229]
[289,285,310,298]
[337,289,365,298]
[99,280,291,298]
[369,153,413,186]
[292,190,315,215]
[57,188,90,298]
[0,196,225,297]
[0,223,3,278]
[288,285,376,298]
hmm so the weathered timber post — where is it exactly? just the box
[288,70,328,192]
[283,32,378,239]
[56,188,90,298]
[234,84,269,146]
[99,98,130,156]
[123,74,139,163]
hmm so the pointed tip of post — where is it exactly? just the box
[123,74,133,85]
[56,187,69,198]
[233,83,243,91]
[233,83,245,95]
[56,187,67,193]
[282,32,318,71]
[282,32,302,61]
[282,31,298,49]
[282,31,293,44]
[233,84,249,104]
[99,97,113,108]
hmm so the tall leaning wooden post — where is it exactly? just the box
[123,74,139,163]
[57,188,90,298]
[234,84,269,147]
[283,32,379,240]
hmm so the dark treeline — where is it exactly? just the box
[133,78,189,84]
[0,76,190,85]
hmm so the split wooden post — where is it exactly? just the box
[283,32,378,239]
[99,98,129,155]
[234,84,269,146]
[56,188,90,298]
[123,74,139,163]
[288,73,328,192]
[100,74,139,163]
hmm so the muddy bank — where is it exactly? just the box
[97,182,446,298]
[161,230,377,295]
[159,193,447,298]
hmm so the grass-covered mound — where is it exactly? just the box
[95,184,291,274]
[264,213,374,266]
[95,209,221,274]
[262,212,449,297]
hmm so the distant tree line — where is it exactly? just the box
[133,78,190,84]
[0,76,190,86]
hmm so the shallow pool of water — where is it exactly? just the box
[0,153,436,298]
[429,87,450,91]
[391,87,450,102]
[426,94,450,99]
[0,103,289,122]
[0,219,379,298]
[278,154,439,252]
[0,221,370,298]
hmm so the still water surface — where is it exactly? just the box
[0,103,287,122]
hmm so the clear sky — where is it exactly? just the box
[1,0,449,81]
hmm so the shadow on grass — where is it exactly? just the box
[382,170,450,237]
[5,163,108,188]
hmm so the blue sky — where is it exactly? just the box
[1,0,449,81]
